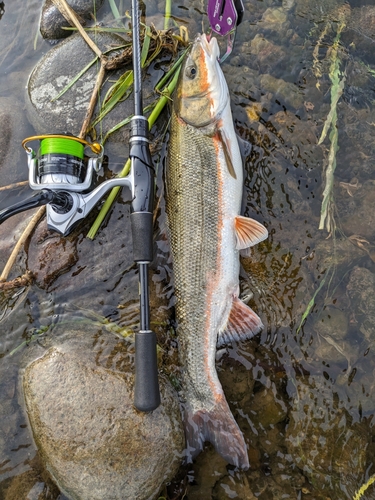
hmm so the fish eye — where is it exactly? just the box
[185,65,197,79]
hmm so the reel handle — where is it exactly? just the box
[0,190,70,224]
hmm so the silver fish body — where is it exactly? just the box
[166,34,268,469]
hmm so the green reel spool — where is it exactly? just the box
[40,137,85,159]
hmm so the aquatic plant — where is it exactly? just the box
[296,268,329,334]
[317,15,346,235]
[353,474,375,500]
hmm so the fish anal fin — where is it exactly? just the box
[218,296,263,347]
[217,128,237,179]
[235,215,268,250]
[184,397,249,469]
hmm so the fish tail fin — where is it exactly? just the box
[183,397,249,469]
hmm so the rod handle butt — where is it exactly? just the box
[134,330,160,412]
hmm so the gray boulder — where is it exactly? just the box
[40,0,104,41]
[23,324,185,500]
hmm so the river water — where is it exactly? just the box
[1,0,375,499]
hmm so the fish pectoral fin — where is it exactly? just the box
[218,128,237,179]
[218,296,263,347]
[235,215,268,250]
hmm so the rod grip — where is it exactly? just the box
[130,211,153,262]
[134,330,161,412]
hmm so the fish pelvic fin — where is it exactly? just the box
[218,296,263,347]
[184,397,249,469]
[235,215,268,250]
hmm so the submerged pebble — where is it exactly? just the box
[285,375,369,496]
[339,180,375,242]
[260,7,290,32]
[313,306,349,342]
[347,266,375,345]
[260,73,304,110]
[249,35,286,73]
[310,236,366,281]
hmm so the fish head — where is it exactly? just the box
[175,34,228,128]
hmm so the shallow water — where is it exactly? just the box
[1,0,375,499]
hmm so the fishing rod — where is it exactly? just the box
[0,2,160,413]
[129,0,160,412]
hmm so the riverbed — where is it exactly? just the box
[1,0,375,499]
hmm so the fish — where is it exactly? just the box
[165,33,268,469]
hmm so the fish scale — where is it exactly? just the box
[166,109,221,404]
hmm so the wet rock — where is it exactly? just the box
[0,96,31,185]
[27,223,78,289]
[286,375,369,496]
[26,195,135,311]
[313,306,349,342]
[23,325,184,500]
[340,180,375,241]
[347,266,375,344]
[270,109,318,142]
[260,74,304,110]
[187,447,228,500]
[249,35,286,73]
[260,7,290,33]
[282,0,295,11]
[228,468,308,499]
[26,32,137,156]
[213,472,257,500]
[310,236,366,281]
[40,0,104,41]
[249,385,287,428]
[345,6,375,64]
[294,0,341,20]
[0,454,62,500]
[313,336,357,367]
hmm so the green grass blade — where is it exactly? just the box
[91,70,134,127]
[51,56,99,102]
[108,0,121,20]
[296,270,330,333]
[155,48,188,92]
[164,0,172,30]
[102,115,133,144]
[141,26,152,68]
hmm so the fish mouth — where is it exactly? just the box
[197,33,220,61]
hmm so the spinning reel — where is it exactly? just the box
[0,133,139,236]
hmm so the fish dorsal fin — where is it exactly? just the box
[235,215,268,250]
[217,128,237,179]
[218,296,263,347]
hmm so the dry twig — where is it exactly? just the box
[0,206,46,282]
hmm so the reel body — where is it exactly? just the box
[0,134,135,236]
